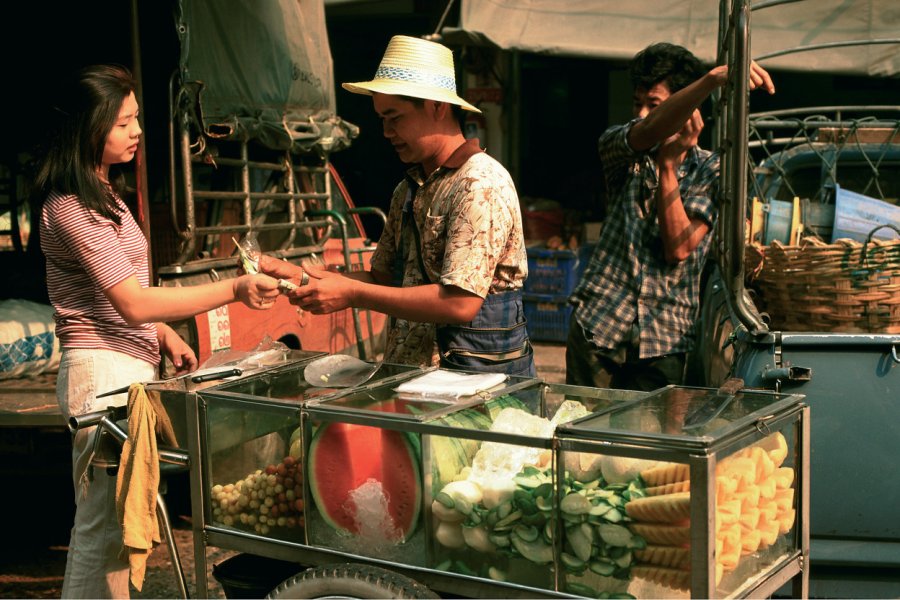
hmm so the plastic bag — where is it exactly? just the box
[200,335,290,371]
[233,232,261,275]
[0,300,62,379]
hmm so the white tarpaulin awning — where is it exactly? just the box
[453,0,900,76]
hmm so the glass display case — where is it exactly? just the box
[423,383,648,590]
[141,349,328,457]
[184,360,807,599]
[195,355,420,544]
[555,385,809,598]
[302,370,545,571]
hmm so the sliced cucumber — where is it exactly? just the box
[514,474,542,488]
[562,511,587,524]
[522,511,547,526]
[597,523,634,547]
[510,535,553,564]
[495,509,522,529]
[536,495,554,512]
[435,492,455,509]
[626,534,647,550]
[566,581,598,598]
[454,561,476,576]
[543,519,555,543]
[589,502,612,517]
[454,497,473,515]
[561,552,587,572]
[625,481,646,500]
[513,523,540,542]
[614,550,633,569]
[533,482,553,498]
[561,492,592,515]
[567,524,593,562]
[589,559,617,576]
[515,489,538,514]
[602,507,624,523]
[485,508,499,527]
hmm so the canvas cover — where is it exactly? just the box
[451,0,899,77]
[177,0,357,152]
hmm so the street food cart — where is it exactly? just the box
[126,353,808,599]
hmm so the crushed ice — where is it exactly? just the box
[345,478,403,547]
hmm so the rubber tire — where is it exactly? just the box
[266,563,439,599]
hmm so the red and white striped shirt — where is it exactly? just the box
[40,191,160,366]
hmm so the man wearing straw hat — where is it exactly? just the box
[566,43,775,391]
[262,35,535,376]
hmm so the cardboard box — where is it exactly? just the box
[582,221,604,243]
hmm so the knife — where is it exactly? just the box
[96,367,243,399]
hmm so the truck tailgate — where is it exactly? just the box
[778,333,900,561]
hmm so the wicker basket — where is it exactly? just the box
[746,225,900,333]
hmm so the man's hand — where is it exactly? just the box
[707,61,775,94]
[157,323,198,375]
[257,254,305,280]
[233,273,281,310]
[749,60,775,94]
[285,265,355,314]
[657,109,704,167]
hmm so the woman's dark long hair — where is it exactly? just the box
[32,64,137,225]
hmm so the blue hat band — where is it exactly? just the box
[374,66,457,92]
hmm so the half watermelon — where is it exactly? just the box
[308,420,421,542]
[307,395,528,542]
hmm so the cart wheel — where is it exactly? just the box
[266,563,439,599]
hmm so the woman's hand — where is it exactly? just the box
[157,323,198,375]
[233,273,281,309]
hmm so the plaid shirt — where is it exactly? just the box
[571,119,720,358]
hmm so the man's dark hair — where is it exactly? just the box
[629,43,704,94]
[398,95,467,130]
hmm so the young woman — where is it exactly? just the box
[33,64,280,598]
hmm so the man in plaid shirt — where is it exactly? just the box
[567,43,774,391]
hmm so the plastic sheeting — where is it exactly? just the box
[450,0,899,76]
[177,0,358,152]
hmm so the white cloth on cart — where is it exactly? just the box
[395,369,507,398]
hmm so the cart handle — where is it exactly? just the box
[69,408,190,467]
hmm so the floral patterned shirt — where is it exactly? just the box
[370,139,528,366]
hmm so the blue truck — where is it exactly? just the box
[690,1,900,597]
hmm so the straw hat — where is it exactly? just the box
[342,35,481,113]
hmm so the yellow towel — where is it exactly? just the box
[115,383,161,591]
